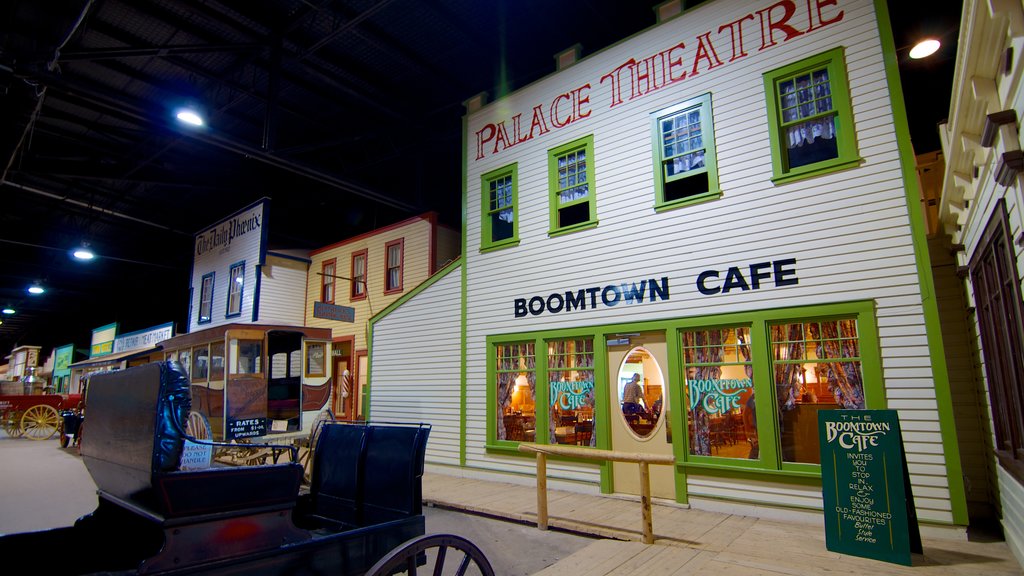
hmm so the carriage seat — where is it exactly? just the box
[81,361,302,520]
[296,420,430,531]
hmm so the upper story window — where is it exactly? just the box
[481,163,519,251]
[351,249,367,300]
[198,272,214,324]
[763,47,859,183]
[548,135,597,235]
[227,261,244,318]
[322,259,336,303]
[652,94,720,210]
[385,239,404,293]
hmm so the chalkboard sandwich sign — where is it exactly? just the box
[818,409,922,566]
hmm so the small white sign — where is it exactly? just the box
[179,440,213,470]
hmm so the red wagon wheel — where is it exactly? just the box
[21,405,60,440]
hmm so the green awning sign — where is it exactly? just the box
[818,409,921,565]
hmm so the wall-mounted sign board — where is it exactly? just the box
[819,409,922,566]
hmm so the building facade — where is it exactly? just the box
[939,0,1024,562]
[304,212,459,419]
[371,0,970,534]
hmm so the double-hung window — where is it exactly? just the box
[763,47,859,183]
[652,94,720,209]
[385,239,403,293]
[226,261,244,317]
[198,272,214,324]
[351,250,367,300]
[322,259,336,303]
[481,163,518,251]
[548,135,597,235]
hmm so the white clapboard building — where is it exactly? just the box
[370,0,969,536]
[939,0,1024,563]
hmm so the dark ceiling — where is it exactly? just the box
[0,0,962,361]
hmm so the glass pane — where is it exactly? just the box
[617,347,665,439]
[192,345,210,381]
[548,339,595,447]
[681,327,757,459]
[210,342,225,380]
[234,339,263,375]
[497,343,536,442]
[772,319,865,464]
[179,348,192,377]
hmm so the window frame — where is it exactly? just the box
[763,46,860,184]
[226,261,245,318]
[384,238,404,294]
[198,272,215,325]
[480,163,520,251]
[651,93,721,211]
[547,135,598,236]
[305,341,327,378]
[321,258,336,304]
[351,249,367,301]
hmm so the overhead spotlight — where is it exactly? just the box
[28,284,45,295]
[2,308,14,315]
[909,39,940,59]
[175,108,205,127]
[72,243,95,261]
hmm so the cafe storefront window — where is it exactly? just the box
[771,318,865,464]
[496,342,535,442]
[682,327,756,459]
[548,338,595,447]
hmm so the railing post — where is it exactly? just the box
[639,461,654,544]
[536,452,548,530]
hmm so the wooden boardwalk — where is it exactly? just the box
[423,471,1023,575]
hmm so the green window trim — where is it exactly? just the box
[480,163,520,252]
[763,46,861,184]
[651,93,721,210]
[548,135,598,235]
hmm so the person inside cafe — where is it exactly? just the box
[622,373,647,415]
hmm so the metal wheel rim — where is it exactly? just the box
[364,533,495,576]
[21,405,60,440]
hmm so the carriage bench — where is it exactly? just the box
[81,362,309,572]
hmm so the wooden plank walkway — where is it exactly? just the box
[423,471,1023,575]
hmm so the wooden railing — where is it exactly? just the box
[517,443,675,544]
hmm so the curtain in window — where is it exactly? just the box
[684,329,726,456]
[780,69,834,150]
[809,320,864,409]
[773,323,805,412]
[496,344,535,441]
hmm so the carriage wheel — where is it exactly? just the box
[58,419,70,448]
[4,411,23,438]
[21,405,60,440]
[364,534,495,576]
[185,411,211,440]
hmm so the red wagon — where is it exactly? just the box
[0,393,80,440]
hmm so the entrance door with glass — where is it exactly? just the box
[607,332,674,499]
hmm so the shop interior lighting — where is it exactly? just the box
[2,308,14,315]
[28,284,45,295]
[909,39,940,59]
[175,108,205,127]
[72,243,95,261]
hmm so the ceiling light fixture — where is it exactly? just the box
[28,284,45,295]
[175,108,205,127]
[2,308,14,315]
[72,243,95,261]
[909,39,940,59]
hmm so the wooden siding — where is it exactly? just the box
[435,226,461,271]
[370,265,463,466]
[255,255,307,326]
[458,0,957,520]
[304,216,439,351]
[999,466,1024,566]
[188,231,261,333]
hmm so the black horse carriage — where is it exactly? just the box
[0,361,493,575]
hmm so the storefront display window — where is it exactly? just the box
[617,347,665,439]
[481,163,518,251]
[496,342,535,442]
[192,345,210,381]
[548,135,597,234]
[771,318,865,464]
[682,327,756,459]
[548,338,595,447]
[652,94,720,209]
[306,342,326,377]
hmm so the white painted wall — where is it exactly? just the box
[256,255,308,326]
